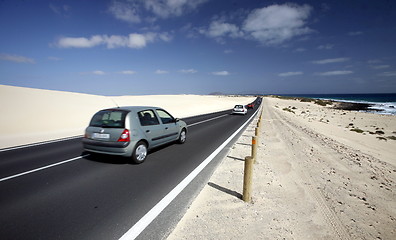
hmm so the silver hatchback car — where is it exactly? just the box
[82,106,187,164]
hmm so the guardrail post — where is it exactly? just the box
[257,118,261,130]
[251,136,257,164]
[243,156,254,202]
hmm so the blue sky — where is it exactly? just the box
[0,0,395,95]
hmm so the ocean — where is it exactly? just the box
[278,93,396,115]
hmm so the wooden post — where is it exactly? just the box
[251,136,257,164]
[255,127,259,137]
[257,119,261,130]
[243,156,254,202]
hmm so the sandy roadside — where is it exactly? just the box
[0,85,254,149]
[167,97,396,240]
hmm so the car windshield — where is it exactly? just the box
[89,110,128,128]
[235,105,243,109]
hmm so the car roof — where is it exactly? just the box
[101,106,162,112]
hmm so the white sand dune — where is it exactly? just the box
[0,85,255,149]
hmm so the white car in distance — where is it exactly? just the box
[232,105,247,115]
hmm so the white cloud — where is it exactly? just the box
[179,69,197,74]
[200,3,313,45]
[243,4,313,45]
[212,71,230,76]
[348,31,363,36]
[155,69,169,74]
[368,59,381,64]
[158,32,173,42]
[317,70,353,76]
[92,70,106,75]
[0,53,35,64]
[378,71,396,77]
[128,33,152,48]
[48,56,62,61]
[50,3,70,16]
[278,71,303,77]
[119,70,136,75]
[317,44,334,50]
[294,48,306,52]
[203,20,242,39]
[312,58,349,64]
[57,35,104,48]
[109,1,141,23]
[56,32,170,49]
[144,0,208,18]
[224,49,234,54]
[371,65,390,69]
[109,0,208,23]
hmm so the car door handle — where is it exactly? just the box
[165,127,168,130]
[146,130,150,133]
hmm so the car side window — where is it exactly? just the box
[138,110,160,126]
[156,109,174,124]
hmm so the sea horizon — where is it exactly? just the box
[276,93,396,115]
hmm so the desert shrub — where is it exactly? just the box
[387,136,396,140]
[350,128,364,133]
[283,107,295,114]
[300,98,312,103]
[375,130,385,135]
[314,99,332,106]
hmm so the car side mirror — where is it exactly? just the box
[174,118,180,123]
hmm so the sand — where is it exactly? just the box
[0,85,255,149]
[167,97,396,240]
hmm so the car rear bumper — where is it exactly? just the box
[82,138,133,156]
[232,111,247,115]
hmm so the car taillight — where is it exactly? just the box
[118,129,130,142]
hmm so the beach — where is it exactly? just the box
[167,96,396,239]
[0,85,255,149]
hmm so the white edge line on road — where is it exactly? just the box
[119,108,259,240]
[0,154,89,183]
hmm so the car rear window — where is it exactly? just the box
[89,110,128,128]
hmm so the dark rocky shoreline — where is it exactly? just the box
[331,101,381,111]
[271,95,384,112]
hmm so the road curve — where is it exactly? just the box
[0,101,260,240]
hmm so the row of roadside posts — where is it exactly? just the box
[242,106,263,203]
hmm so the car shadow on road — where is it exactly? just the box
[208,182,242,200]
[82,152,129,165]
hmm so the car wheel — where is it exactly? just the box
[178,128,187,144]
[131,141,147,164]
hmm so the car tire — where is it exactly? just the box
[177,128,187,144]
[131,141,148,164]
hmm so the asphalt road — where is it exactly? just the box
[0,101,260,240]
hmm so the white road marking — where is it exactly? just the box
[119,108,259,240]
[0,154,89,182]
[187,114,229,127]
